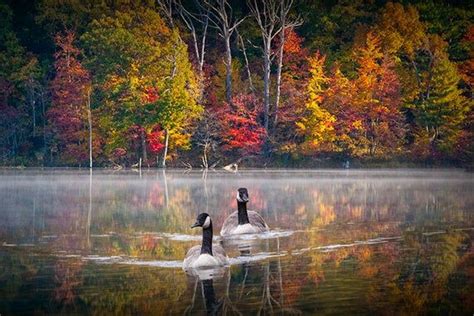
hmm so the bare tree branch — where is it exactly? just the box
[237,29,256,93]
[176,0,210,75]
[274,0,302,126]
[248,0,301,131]
[156,0,176,28]
[200,0,247,103]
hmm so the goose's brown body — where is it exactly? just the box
[220,210,269,236]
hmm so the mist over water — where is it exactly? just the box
[0,169,473,314]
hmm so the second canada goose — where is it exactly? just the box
[220,188,269,236]
[183,213,229,269]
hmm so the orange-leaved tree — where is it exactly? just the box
[48,31,94,164]
[274,28,310,155]
[350,32,404,157]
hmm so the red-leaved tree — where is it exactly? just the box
[220,94,266,157]
[147,124,165,155]
[48,31,91,164]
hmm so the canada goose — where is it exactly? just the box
[183,213,229,269]
[220,188,269,236]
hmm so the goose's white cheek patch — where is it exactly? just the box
[203,216,211,229]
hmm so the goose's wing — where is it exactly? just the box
[248,210,269,231]
[183,244,228,268]
[185,245,201,258]
[213,244,229,265]
[220,211,239,236]
[183,245,201,269]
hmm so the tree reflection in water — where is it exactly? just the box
[0,169,472,314]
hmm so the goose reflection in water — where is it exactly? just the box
[184,267,226,315]
[185,277,222,316]
[202,279,221,316]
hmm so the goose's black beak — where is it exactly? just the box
[191,222,200,228]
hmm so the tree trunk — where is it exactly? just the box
[162,129,169,168]
[141,129,148,163]
[191,27,201,73]
[263,37,272,131]
[41,90,46,166]
[31,100,36,136]
[28,78,36,137]
[238,33,255,93]
[87,89,93,169]
[274,28,285,127]
[202,142,209,169]
[224,33,233,104]
[199,15,209,74]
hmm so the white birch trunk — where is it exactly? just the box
[162,129,169,168]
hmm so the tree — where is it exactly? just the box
[193,108,222,168]
[296,52,336,154]
[48,31,92,165]
[3,0,474,166]
[456,25,474,163]
[372,3,469,158]
[209,57,245,106]
[273,2,302,127]
[203,0,246,104]
[82,7,202,167]
[248,0,285,131]
[415,56,469,154]
[298,33,404,158]
[415,0,474,62]
[299,0,378,69]
[374,2,427,59]
[372,2,428,132]
[220,94,266,157]
[176,1,210,76]
[273,28,310,156]
[153,32,203,167]
[351,32,404,157]
[156,0,211,77]
[0,2,42,164]
[459,25,473,92]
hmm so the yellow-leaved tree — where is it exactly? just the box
[296,52,336,154]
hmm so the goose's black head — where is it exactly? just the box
[236,188,249,203]
[191,213,211,229]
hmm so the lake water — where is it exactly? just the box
[0,169,473,315]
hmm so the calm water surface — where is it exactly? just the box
[0,169,473,315]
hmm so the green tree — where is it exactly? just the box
[81,7,201,166]
[373,2,471,159]
[415,0,474,62]
[415,56,469,153]
[0,2,42,164]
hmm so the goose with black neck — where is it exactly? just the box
[220,188,269,236]
[183,213,229,269]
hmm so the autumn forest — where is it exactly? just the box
[1,0,473,168]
